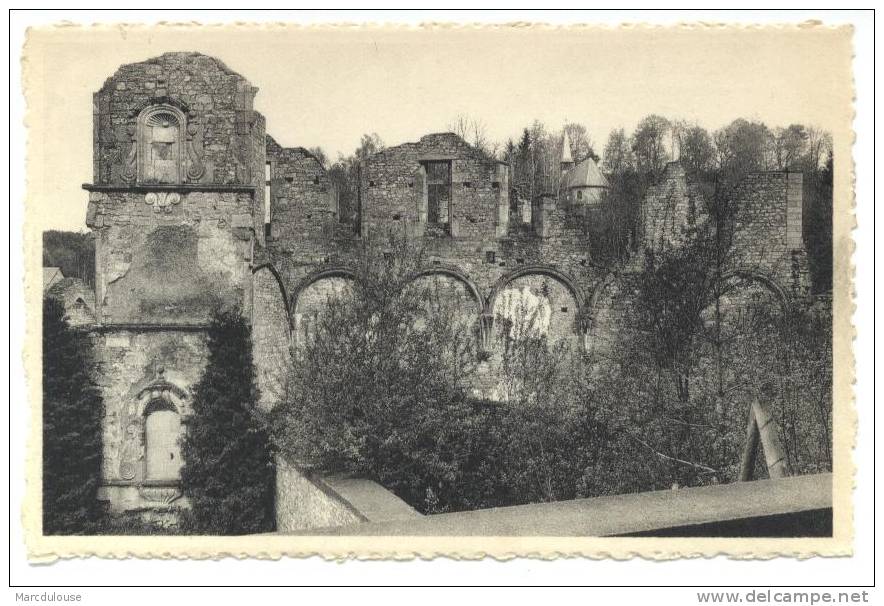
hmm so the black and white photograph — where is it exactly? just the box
[12,13,867,586]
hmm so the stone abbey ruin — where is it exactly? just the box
[51,52,815,517]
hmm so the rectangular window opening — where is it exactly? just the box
[485,251,496,264]
[264,162,272,235]
[423,160,451,231]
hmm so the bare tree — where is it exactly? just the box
[307,146,328,168]
[562,121,598,162]
[714,119,775,177]
[803,127,833,171]
[601,128,634,176]
[449,114,496,159]
[771,124,809,171]
[678,124,716,174]
[631,115,672,176]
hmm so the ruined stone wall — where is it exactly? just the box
[93,52,261,188]
[642,162,707,255]
[251,266,291,412]
[730,172,810,299]
[292,276,354,346]
[260,133,606,404]
[266,136,338,243]
[86,52,264,514]
[46,278,96,327]
[641,164,809,303]
[359,133,509,241]
[87,190,253,325]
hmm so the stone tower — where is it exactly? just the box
[85,53,265,513]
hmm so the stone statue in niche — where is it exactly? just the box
[118,421,142,481]
[121,125,138,184]
[100,143,120,184]
[231,134,252,184]
[140,109,182,184]
[185,120,206,182]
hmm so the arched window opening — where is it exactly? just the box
[143,399,183,482]
[138,106,185,184]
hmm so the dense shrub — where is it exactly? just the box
[179,309,276,534]
[272,238,832,514]
[42,298,104,534]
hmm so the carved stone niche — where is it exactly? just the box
[139,105,185,184]
[118,103,209,186]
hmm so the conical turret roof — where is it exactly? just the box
[562,156,609,189]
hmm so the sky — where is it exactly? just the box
[24,24,852,232]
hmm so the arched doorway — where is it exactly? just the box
[143,399,183,482]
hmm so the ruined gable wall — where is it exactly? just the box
[87,53,264,514]
[266,137,337,243]
[640,164,809,302]
[93,52,261,188]
[359,133,507,242]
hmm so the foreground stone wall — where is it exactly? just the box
[275,459,365,532]
[276,458,421,532]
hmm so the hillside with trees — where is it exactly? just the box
[42,230,95,286]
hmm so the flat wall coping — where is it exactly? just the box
[294,473,831,537]
[321,476,421,523]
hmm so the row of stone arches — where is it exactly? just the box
[255,263,591,350]
[253,262,793,358]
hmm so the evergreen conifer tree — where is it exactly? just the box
[42,297,104,534]
[179,309,275,534]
